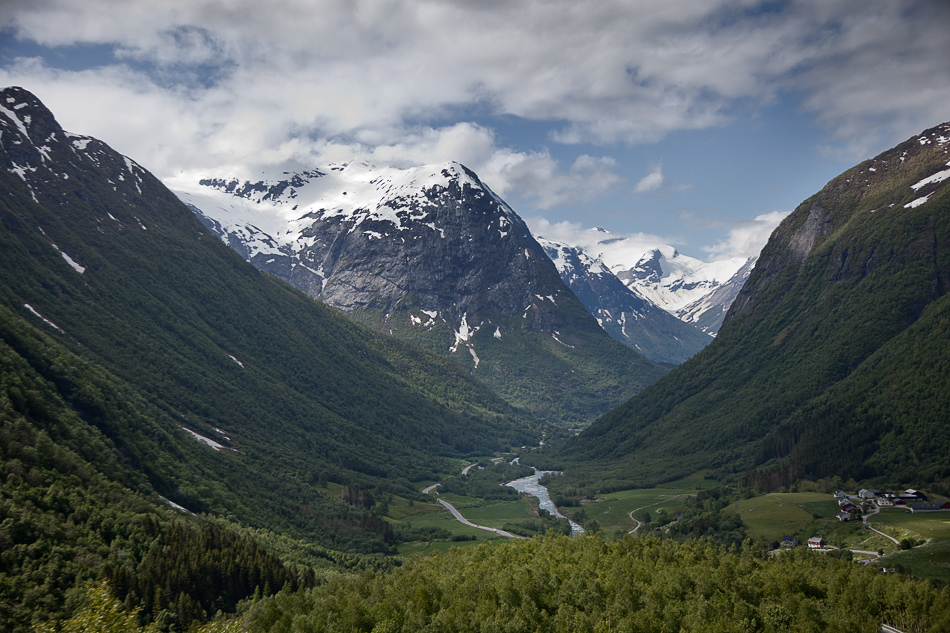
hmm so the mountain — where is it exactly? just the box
[674,256,756,335]
[175,162,667,426]
[0,85,542,556]
[537,237,712,364]
[542,226,754,336]
[547,121,950,492]
[610,246,754,336]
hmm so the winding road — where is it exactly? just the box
[862,504,900,545]
[423,480,519,539]
[434,498,520,539]
[627,495,689,534]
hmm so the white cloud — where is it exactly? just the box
[1,0,947,261]
[702,210,790,260]
[2,0,946,163]
[527,218,669,267]
[633,163,664,193]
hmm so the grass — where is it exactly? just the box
[729,493,819,542]
[389,490,531,555]
[385,496,443,521]
[579,489,694,533]
[879,538,950,584]
[868,509,950,541]
[656,473,720,490]
[391,501,508,556]
[458,498,536,528]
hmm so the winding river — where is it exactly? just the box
[506,469,585,535]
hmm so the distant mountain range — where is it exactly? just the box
[549,120,950,491]
[175,161,669,425]
[545,228,755,336]
[537,237,712,364]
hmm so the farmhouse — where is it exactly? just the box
[910,500,950,513]
[807,536,825,549]
[837,511,851,522]
[838,499,860,514]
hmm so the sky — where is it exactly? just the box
[1,0,948,262]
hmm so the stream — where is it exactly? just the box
[506,469,585,535]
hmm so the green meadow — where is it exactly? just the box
[577,488,695,533]
[872,509,950,583]
[729,493,820,542]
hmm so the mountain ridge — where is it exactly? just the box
[537,236,712,364]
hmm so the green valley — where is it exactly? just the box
[3,87,950,633]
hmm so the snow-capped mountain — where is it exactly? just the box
[675,257,756,335]
[174,161,667,426]
[547,227,754,336]
[175,160,563,328]
[538,238,712,364]
[615,246,755,335]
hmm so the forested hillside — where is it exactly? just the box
[243,534,950,633]
[547,122,950,493]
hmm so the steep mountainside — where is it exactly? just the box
[176,163,667,426]
[548,121,950,491]
[0,86,539,553]
[538,237,711,364]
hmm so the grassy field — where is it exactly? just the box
[727,494,950,583]
[578,489,694,534]
[879,538,950,583]
[869,509,950,582]
[729,493,820,542]
[461,498,537,528]
[656,473,720,490]
[869,509,950,541]
[392,499,512,556]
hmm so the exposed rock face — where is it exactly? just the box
[677,257,756,335]
[726,121,950,327]
[0,86,162,209]
[615,248,755,336]
[184,161,585,338]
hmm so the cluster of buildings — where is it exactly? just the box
[787,488,950,551]
[850,488,950,513]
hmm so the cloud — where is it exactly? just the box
[3,0,947,159]
[702,210,790,260]
[633,163,664,193]
[527,218,669,267]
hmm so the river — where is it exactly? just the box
[506,469,585,535]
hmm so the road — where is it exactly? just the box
[862,504,900,545]
[423,480,519,539]
[627,495,689,534]
[435,498,520,539]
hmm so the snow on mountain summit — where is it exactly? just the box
[539,226,754,336]
[172,160,506,255]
